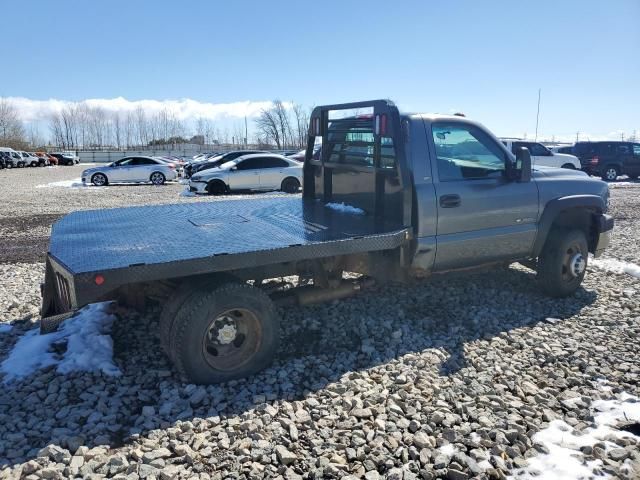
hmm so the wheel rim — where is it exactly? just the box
[151,173,164,184]
[605,168,617,180]
[561,243,586,282]
[202,308,262,371]
[93,174,106,186]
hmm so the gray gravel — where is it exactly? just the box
[1,167,639,479]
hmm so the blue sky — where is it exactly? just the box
[1,0,638,141]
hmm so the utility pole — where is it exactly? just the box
[576,131,580,142]
[244,116,248,145]
[534,88,541,142]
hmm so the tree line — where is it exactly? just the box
[0,97,314,151]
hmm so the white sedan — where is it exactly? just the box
[82,156,178,186]
[189,154,302,195]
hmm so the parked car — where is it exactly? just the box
[41,99,613,385]
[500,140,581,169]
[50,152,79,166]
[36,152,58,166]
[81,156,178,186]
[573,141,640,181]
[189,153,302,194]
[185,150,265,178]
[153,157,184,177]
[0,148,22,168]
[288,145,321,162]
[17,151,40,167]
[28,152,49,166]
[0,152,7,169]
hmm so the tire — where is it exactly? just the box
[537,228,588,298]
[158,274,235,361]
[561,163,575,170]
[167,283,279,384]
[30,161,38,167]
[207,180,227,195]
[281,177,301,194]
[66,160,73,166]
[91,173,108,186]
[17,162,25,168]
[150,171,166,185]
[601,165,619,182]
[6,162,12,169]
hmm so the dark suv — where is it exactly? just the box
[574,141,640,181]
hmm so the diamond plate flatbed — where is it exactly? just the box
[43,196,410,315]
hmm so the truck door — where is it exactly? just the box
[428,121,539,270]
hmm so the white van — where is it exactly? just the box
[0,147,25,168]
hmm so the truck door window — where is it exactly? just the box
[432,124,506,181]
[633,144,640,156]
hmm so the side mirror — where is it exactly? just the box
[515,147,532,182]
[231,166,237,171]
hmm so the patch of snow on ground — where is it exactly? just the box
[1,302,120,382]
[0,324,13,333]
[590,257,640,279]
[325,202,366,215]
[35,178,85,188]
[438,443,457,456]
[510,391,640,480]
[608,182,640,188]
[180,188,197,197]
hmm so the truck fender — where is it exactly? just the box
[532,195,605,257]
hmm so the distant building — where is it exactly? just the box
[190,135,205,145]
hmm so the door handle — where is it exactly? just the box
[439,194,461,208]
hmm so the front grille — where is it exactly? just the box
[190,186,197,192]
[55,273,72,311]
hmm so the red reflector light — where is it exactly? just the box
[374,114,387,136]
[590,156,599,165]
[95,275,105,286]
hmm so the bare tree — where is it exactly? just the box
[255,106,281,148]
[135,106,148,146]
[0,98,27,148]
[292,103,311,148]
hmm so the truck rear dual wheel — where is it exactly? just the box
[537,228,588,298]
[164,282,279,384]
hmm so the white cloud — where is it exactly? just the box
[3,96,278,122]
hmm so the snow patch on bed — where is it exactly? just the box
[510,390,640,480]
[590,257,640,279]
[325,202,366,215]
[35,179,86,188]
[1,302,120,382]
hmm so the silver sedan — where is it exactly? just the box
[189,154,302,195]
[82,156,178,186]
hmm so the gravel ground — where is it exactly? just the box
[0,166,639,479]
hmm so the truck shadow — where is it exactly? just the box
[0,267,598,467]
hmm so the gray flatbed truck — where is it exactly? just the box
[41,100,614,384]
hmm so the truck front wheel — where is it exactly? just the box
[167,283,279,384]
[537,228,588,298]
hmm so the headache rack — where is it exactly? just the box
[303,100,413,229]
